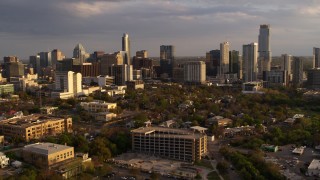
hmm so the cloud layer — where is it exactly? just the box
[0,0,319,58]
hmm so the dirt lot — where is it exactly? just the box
[111,153,201,178]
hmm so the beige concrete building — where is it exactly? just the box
[22,143,74,167]
[80,101,116,113]
[0,114,72,142]
[131,127,207,162]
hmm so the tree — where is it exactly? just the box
[216,161,229,174]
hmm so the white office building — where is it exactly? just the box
[184,61,206,84]
[52,71,82,99]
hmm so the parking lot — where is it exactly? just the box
[265,144,319,180]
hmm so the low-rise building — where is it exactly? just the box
[80,101,116,113]
[40,106,58,115]
[0,114,72,142]
[127,80,144,90]
[131,126,207,162]
[0,84,14,96]
[0,152,9,168]
[292,146,305,155]
[307,159,320,177]
[206,116,233,127]
[22,142,74,168]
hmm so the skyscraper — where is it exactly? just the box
[281,54,292,82]
[313,47,320,68]
[73,43,87,64]
[160,45,175,77]
[292,57,303,87]
[39,52,52,68]
[122,33,131,65]
[220,42,230,76]
[29,55,41,75]
[229,50,242,79]
[258,24,271,79]
[243,43,258,82]
[51,49,65,70]
[205,50,220,76]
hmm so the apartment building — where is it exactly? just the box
[131,127,207,162]
[0,114,72,142]
[22,142,74,167]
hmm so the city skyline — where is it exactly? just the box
[1,0,320,59]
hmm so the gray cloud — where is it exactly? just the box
[0,0,319,58]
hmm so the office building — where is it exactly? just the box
[160,45,175,77]
[39,51,52,68]
[229,50,242,79]
[3,56,18,63]
[258,24,271,79]
[91,51,105,62]
[0,114,72,142]
[243,43,258,82]
[73,62,101,77]
[73,43,88,65]
[131,127,207,162]
[100,52,124,76]
[136,50,148,58]
[184,61,206,84]
[111,64,133,86]
[307,68,320,89]
[29,55,41,75]
[52,71,82,99]
[292,57,303,87]
[220,42,230,75]
[122,33,131,65]
[3,61,25,79]
[263,70,288,87]
[313,47,320,68]
[206,50,220,77]
[22,142,74,167]
[51,49,65,70]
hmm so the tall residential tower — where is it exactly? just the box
[258,24,271,79]
[243,43,258,82]
[220,42,230,76]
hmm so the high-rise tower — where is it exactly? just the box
[243,43,258,82]
[73,43,87,64]
[313,47,320,68]
[258,24,271,79]
[122,33,131,65]
[160,45,175,77]
[220,42,230,76]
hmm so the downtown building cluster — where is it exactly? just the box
[0,25,320,98]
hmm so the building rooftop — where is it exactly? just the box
[308,159,320,170]
[23,143,73,156]
[0,114,68,128]
[80,101,116,105]
[131,126,205,139]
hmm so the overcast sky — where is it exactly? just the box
[0,0,320,59]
